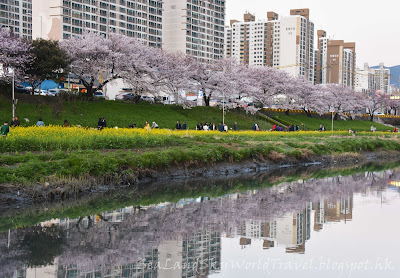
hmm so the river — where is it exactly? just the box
[1,163,400,278]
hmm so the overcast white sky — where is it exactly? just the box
[226,0,399,67]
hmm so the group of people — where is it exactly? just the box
[1,116,22,137]
[143,121,159,131]
[194,121,237,132]
[319,124,327,131]
[272,124,300,132]
[175,121,187,130]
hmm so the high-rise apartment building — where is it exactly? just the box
[32,0,163,47]
[314,30,356,87]
[355,63,377,94]
[0,0,32,39]
[162,0,226,62]
[225,9,315,83]
[374,62,391,94]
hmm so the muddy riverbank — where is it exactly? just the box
[1,150,399,209]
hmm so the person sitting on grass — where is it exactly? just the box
[64,119,70,127]
[1,121,10,137]
[182,122,187,130]
[36,118,45,127]
[151,122,159,129]
[128,123,137,128]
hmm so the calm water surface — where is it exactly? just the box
[1,165,400,278]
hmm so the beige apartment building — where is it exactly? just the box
[31,0,163,47]
[225,8,315,82]
[162,0,226,62]
[314,30,356,87]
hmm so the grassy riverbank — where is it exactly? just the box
[0,94,394,131]
[0,95,272,130]
[0,127,400,185]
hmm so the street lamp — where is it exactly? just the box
[222,91,225,125]
[329,106,334,132]
[9,68,16,118]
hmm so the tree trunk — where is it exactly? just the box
[334,113,339,121]
[203,94,210,106]
[370,114,374,122]
[303,108,312,117]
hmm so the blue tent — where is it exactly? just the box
[20,80,61,90]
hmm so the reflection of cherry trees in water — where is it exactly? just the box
[0,226,65,278]
[0,169,395,277]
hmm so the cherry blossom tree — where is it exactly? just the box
[313,84,363,119]
[61,32,156,98]
[0,28,32,81]
[188,57,239,106]
[365,91,390,121]
[143,51,195,106]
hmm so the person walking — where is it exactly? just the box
[233,122,238,131]
[1,121,10,136]
[36,118,45,127]
[176,121,182,130]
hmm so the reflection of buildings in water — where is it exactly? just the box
[236,196,354,254]
[159,231,221,278]
[5,170,391,278]
[237,204,312,254]
[57,249,159,278]
[314,196,353,232]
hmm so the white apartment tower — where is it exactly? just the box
[355,63,377,94]
[225,9,315,83]
[375,62,391,94]
[32,0,163,47]
[163,0,226,62]
[0,0,32,39]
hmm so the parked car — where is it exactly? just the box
[140,95,155,103]
[94,91,106,99]
[47,89,69,96]
[34,89,48,96]
[16,85,30,94]
[116,93,136,101]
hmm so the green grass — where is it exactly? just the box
[0,94,272,130]
[1,94,396,131]
[268,113,392,132]
[1,132,400,184]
